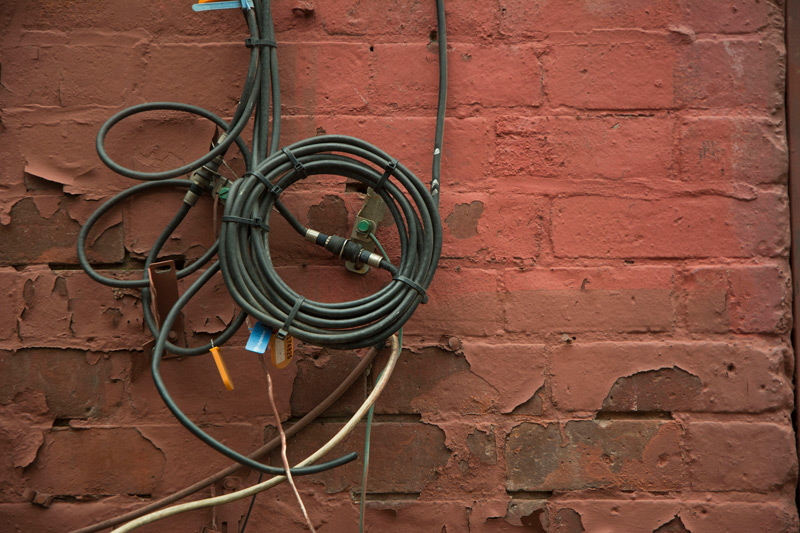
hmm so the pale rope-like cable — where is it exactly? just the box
[112,335,400,532]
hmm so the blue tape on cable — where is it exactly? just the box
[245,321,272,353]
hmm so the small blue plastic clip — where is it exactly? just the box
[192,0,253,12]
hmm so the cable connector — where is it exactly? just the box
[184,134,228,206]
[304,229,392,272]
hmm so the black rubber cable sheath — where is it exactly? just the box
[69,344,381,533]
[150,260,359,476]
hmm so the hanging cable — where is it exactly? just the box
[111,335,402,533]
[77,0,448,526]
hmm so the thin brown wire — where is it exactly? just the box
[70,345,379,533]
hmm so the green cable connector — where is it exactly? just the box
[356,219,372,234]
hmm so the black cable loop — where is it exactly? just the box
[219,135,441,349]
[78,0,447,489]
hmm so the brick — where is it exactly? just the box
[371,43,542,111]
[421,420,507,496]
[495,115,674,180]
[275,421,450,493]
[284,115,492,191]
[15,269,147,351]
[550,507,585,533]
[179,274,238,336]
[0,349,125,419]
[679,0,781,34]
[123,185,217,261]
[675,40,784,111]
[2,37,146,107]
[549,498,799,533]
[0,391,52,502]
[729,263,792,333]
[373,346,498,415]
[369,44,442,112]
[136,424,261,496]
[240,492,469,533]
[139,43,251,113]
[99,111,224,187]
[361,500,469,532]
[684,268,730,333]
[0,197,123,266]
[279,43,372,115]
[470,498,546,532]
[504,267,674,334]
[686,422,797,492]
[26,428,165,496]
[680,501,799,533]
[684,264,791,334]
[506,420,684,491]
[439,193,545,263]
[127,343,295,424]
[500,0,677,35]
[0,498,212,533]
[18,269,73,348]
[552,193,789,259]
[463,342,546,413]
[0,268,25,342]
[448,44,542,108]
[4,0,240,37]
[4,108,131,199]
[290,347,367,418]
[63,271,149,351]
[545,41,677,109]
[305,0,496,41]
[550,342,793,413]
[679,117,787,184]
[222,486,358,533]
[405,268,503,337]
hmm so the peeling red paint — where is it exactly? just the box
[0,0,796,531]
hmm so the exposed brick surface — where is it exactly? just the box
[679,117,788,184]
[550,342,793,413]
[675,40,785,111]
[552,193,789,259]
[1,0,795,531]
[26,428,164,496]
[549,498,799,533]
[504,267,674,334]
[275,420,450,494]
[545,40,677,110]
[495,115,674,180]
[506,420,684,491]
[684,263,792,334]
[686,422,797,492]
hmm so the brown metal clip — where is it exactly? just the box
[147,260,187,348]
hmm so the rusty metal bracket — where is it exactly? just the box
[345,187,387,274]
[209,477,245,533]
[148,260,187,348]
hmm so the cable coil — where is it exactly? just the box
[75,0,447,528]
[220,135,441,349]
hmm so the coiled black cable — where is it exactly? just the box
[220,135,441,349]
[78,0,447,480]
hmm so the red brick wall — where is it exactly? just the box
[1,1,797,531]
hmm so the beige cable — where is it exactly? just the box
[112,335,400,532]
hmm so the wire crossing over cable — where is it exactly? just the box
[75,0,447,531]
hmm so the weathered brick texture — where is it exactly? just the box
[1,0,795,531]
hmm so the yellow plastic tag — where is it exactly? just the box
[210,346,234,391]
[270,334,293,369]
